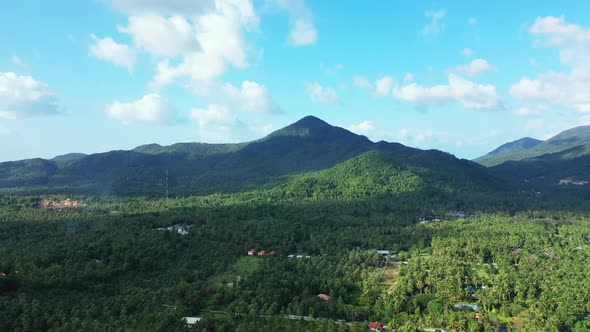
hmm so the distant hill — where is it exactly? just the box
[475,137,542,166]
[0,115,501,197]
[475,125,590,167]
[490,144,590,187]
[51,153,88,162]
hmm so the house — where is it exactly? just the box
[454,303,482,311]
[269,251,276,255]
[376,250,390,256]
[177,226,189,235]
[296,255,303,259]
[368,322,385,331]
[457,211,467,218]
[183,317,201,328]
[317,294,331,301]
[248,249,256,256]
[287,254,295,258]
[258,250,266,256]
[0,273,6,277]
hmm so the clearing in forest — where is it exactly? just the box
[380,263,401,286]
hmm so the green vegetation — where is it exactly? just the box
[475,125,590,167]
[2,116,590,331]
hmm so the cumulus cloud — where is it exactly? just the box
[89,35,136,71]
[374,76,396,97]
[150,0,259,90]
[0,72,61,120]
[353,76,372,89]
[305,82,340,105]
[422,10,446,37]
[221,80,283,113]
[347,121,376,135]
[191,104,244,142]
[104,94,178,125]
[394,128,435,146]
[118,15,200,58]
[510,16,590,114]
[354,75,397,97]
[275,0,317,46]
[454,58,496,77]
[394,74,502,110]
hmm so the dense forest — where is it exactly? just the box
[2,117,590,331]
[1,181,590,331]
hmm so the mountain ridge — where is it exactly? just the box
[0,115,497,197]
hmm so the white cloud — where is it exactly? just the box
[118,15,200,58]
[305,82,340,104]
[89,35,136,71]
[322,63,343,75]
[354,75,397,97]
[276,0,317,46]
[404,73,415,82]
[510,16,590,114]
[150,0,259,90]
[394,74,502,110]
[111,0,214,15]
[513,106,544,116]
[353,76,372,89]
[11,56,27,67]
[468,18,478,25]
[454,58,496,77]
[461,48,476,56]
[347,120,376,135]
[191,104,243,142]
[374,76,396,97]
[104,94,178,125]
[0,72,61,120]
[221,80,283,113]
[422,10,446,37]
[394,128,435,146]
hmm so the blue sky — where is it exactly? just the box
[2,0,590,162]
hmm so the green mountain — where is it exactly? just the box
[51,153,88,162]
[476,125,590,166]
[490,144,590,187]
[475,137,542,166]
[0,116,500,197]
[271,149,500,202]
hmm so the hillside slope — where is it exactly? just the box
[475,137,542,166]
[0,116,501,197]
[476,125,590,166]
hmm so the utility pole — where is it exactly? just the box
[165,168,169,203]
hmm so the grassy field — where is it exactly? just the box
[209,256,264,287]
[379,263,400,286]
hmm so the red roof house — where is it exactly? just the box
[369,322,384,331]
[258,250,266,256]
[248,249,256,256]
[317,294,331,301]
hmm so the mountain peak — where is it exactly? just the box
[267,115,349,139]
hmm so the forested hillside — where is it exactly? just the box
[0,116,498,198]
